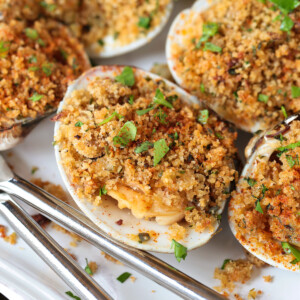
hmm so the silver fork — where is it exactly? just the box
[0,192,111,300]
[0,154,226,300]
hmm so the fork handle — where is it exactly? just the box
[2,176,226,300]
[0,197,112,300]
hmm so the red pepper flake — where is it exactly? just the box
[116,219,123,225]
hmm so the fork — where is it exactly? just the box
[0,192,111,300]
[0,154,226,300]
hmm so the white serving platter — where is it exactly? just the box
[1,1,299,299]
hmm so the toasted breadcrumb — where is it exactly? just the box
[248,288,262,299]
[168,223,186,241]
[4,232,17,245]
[101,251,123,265]
[244,250,267,268]
[0,225,7,238]
[263,275,273,283]
[234,294,243,300]
[88,261,98,275]
[214,259,253,293]
[130,276,136,282]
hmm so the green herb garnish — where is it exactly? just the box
[153,89,173,108]
[31,167,39,174]
[128,95,134,105]
[258,94,269,103]
[29,93,43,102]
[134,141,153,154]
[215,132,224,140]
[281,105,288,118]
[138,16,151,29]
[244,177,257,187]
[42,64,52,76]
[200,83,205,93]
[75,121,83,127]
[203,42,222,53]
[221,259,232,269]
[136,106,155,116]
[277,141,300,156]
[98,112,124,126]
[25,28,39,39]
[65,291,81,300]
[171,239,187,262]
[113,121,137,147]
[28,66,39,72]
[255,200,264,214]
[117,272,132,283]
[282,242,300,264]
[185,206,195,211]
[115,67,135,87]
[286,154,299,168]
[84,258,93,275]
[0,41,9,58]
[97,39,105,46]
[291,86,300,98]
[40,1,57,11]
[99,186,107,197]
[197,109,209,124]
[153,139,170,166]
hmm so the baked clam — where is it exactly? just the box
[166,0,300,132]
[0,19,90,150]
[229,114,300,272]
[54,65,239,252]
[0,0,173,59]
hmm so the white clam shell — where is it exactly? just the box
[165,0,264,133]
[54,65,228,252]
[87,3,173,59]
[228,114,300,272]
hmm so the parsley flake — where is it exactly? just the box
[99,186,107,197]
[221,259,232,269]
[277,141,300,156]
[134,141,153,154]
[75,121,83,127]
[98,112,124,126]
[282,242,300,263]
[65,291,81,300]
[84,258,93,275]
[281,105,288,118]
[136,106,155,116]
[117,272,132,283]
[128,95,134,105]
[197,109,209,124]
[113,121,137,147]
[244,177,257,187]
[138,16,151,29]
[153,89,173,108]
[291,86,300,98]
[203,42,222,53]
[115,67,135,87]
[25,28,39,40]
[171,239,187,262]
[0,41,9,58]
[153,139,169,166]
[258,94,269,103]
[29,93,43,102]
[255,200,264,214]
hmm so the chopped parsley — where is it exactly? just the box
[153,89,173,108]
[113,121,137,147]
[196,23,219,49]
[291,86,300,98]
[215,132,224,140]
[0,41,9,58]
[244,177,257,187]
[153,139,170,166]
[258,94,269,103]
[115,66,135,87]
[31,166,39,174]
[281,105,288,119]
[97,39,105,46]
[75,121,83,127]
[117,272,132,283]
[154,107,167,124]
[128,95,134,105]
[221,259,232,269]
[171,239,187,262]
[25,28,39,40]
[282,242,300,264]
[98,111,124,126]
[197,109,209,124]
[29,93,43,102]
[185,206,195,211]
[40,1,57,11]
[277,141,300,156]
[200,83,205,93]
[28,66,39,72]
[136,106,155,116]
[255,200,264,214]
[84,258,93,275]
[134,141,153,154]
[99,186,107,197]
[203,42,222,53]
[280,15,294,31]
[28,55,37,63]
[252,184,268,214]
[65,291,81,300]
[138,16,151,29]
[42,64,52,76]
[286,154,299,168]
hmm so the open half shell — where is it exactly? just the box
[54,65,238,252]
[229,114,300,272]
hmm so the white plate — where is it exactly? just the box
[1,1,299,299]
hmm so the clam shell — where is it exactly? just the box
[228,114,300,272]
[165,0,264,133]
[87,3,173,59]
[54,65,233,252]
